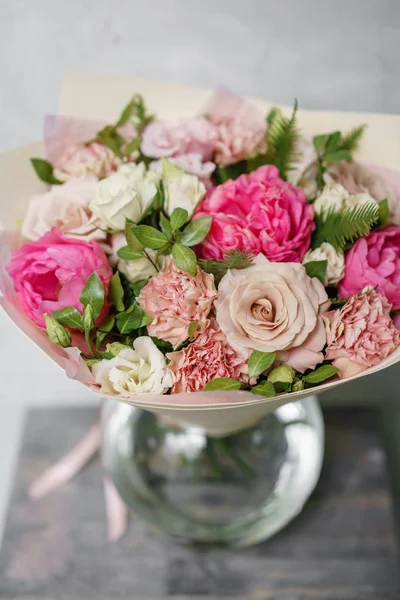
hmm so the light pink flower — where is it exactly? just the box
[54,142,123,181]
[196,165,314,263]
[324,287,400,379]
[137,257,217,348]
[167,319,248,393]
[204,89,266,167]
[141,118,218,162]
[22,177,107,242]
[6,228,112,328]
[339,226,400,310]
[215,254,329,373]
[149,153,215,187]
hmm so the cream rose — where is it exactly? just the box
[215,254,329,373]
[117,161,160,188]
[163,170,206,219]
[314,180,378,215]
[111,233,162,284]
[303,242,345,286]
[90,170,157,230]
[22,177,106,242]
[92,337,174,397]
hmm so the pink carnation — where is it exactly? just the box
[6,228,112,328]
[54,142,122,181]
[339,226,400,310]
[141,118,218,162]
[324,288,400,379]
[196,165,314,263]
[167,319,248,393]
[137,257,217,348]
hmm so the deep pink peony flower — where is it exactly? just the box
[196,213,261,260]
[167,319,249,393]
[7,228,112,328]
[137,257,217,348]
[339,226,400,310]
[196,165,315,262]
[324,287,400,379]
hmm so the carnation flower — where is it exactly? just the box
[196,165,314,263]
[324,287,400,379]
[339,226,400,309]
[137,257,217,348]
[54,142,122,181]
[168,320,248,393]
[303,242,345,286]
[22,177,106,243]
[215,254,329,372]
[92,337,174,397]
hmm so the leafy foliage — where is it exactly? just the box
[116,93,155,135]
[338,124,367,152]
[303,260,328,283]
[30,158,62,185]
[312,202,379,251]
[199,250,254,281]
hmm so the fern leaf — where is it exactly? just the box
[312,202,379,250]
[199,250,254,281]
[338,124,367,152]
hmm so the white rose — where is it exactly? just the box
[111,233,162,284]
[303,242,345,286]
[90,171,157,230]
[92,337,174,397]
[314,180,378,216]
[22,177,107,242]
[117,161,160,187]
[164,172,206,219]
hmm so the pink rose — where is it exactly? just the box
[54,142,123,181]
[204,89,266,167]
[215,254,329,372]
[324,287,400,379]
[141,118,218,162]
[137,257,217,348]
[167,319,249,393]
[22,177,107,243]
[339,226,400,310]
[6,228,112,328]
[196,165,314,263]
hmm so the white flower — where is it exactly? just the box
[90,170,157,230]
[303,242,345,286]
[164,172,206,219]
[22,177,107,242]
[314,180,378,215]
[111,233,162,284]
[117,161,160,187]
[149,153,215,186]
[92,337,174,397]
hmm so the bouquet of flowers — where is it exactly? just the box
[1,76,400,437]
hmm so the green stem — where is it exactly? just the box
[85,329,96,358]
[215,439,256,479]
[144,249,159,272]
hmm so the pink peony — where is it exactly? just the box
[141,118,218,162]
[324,287,400,379]
[54,142,123,181]
[167,319,248,393]
[137,257,217,348]
[196,165,314,263]
[195,213,261,260]
[6,228,112,328]
[204,89,266,166]
[339,226,400,310]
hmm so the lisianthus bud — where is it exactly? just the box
[267,365,295,384]
[83,304,94,331]
[106,342,128,356]
[44,314,72,348]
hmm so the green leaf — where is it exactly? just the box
[188,320,199,341]
[304,260,328,283]
[313,134,330,150]
[180,216,212,247]
[324,131,342,154]
[215,161,246,183]
[378,198,389,226]
[51,306,83,329]
[161,157,184,179]
[98,314,115,332]
[131,278,149,297]
[79,272,105,321]
[273,381,291,393]
[172,243,197,276]
[312,202,379,251]
[203,378,242,391]
[248,351,275,379]
[159,212,173,239]
[109,272,125,312]
[132,225,168,249]
[44,314,71,348]
[124,137,142,157]
[266,107,282,126]
[117,246,145,260]
[199,250,254,281]
[96,126,125,159]
[116,98,137,128]
[339,124,367,152]
[323,149,352,164]
[30,158,62,185]
[116,305,153,334]
[292,379,305,392]
[251,381,276,397]
[116,94,154,135]
[170,207,189,231]
[125,222,144,251]
[304,364,340,384]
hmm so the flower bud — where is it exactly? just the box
[267,365,295,385]
[83,304,94,331]
[44,314,72,348]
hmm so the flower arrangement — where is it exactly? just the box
[3,89,400,403]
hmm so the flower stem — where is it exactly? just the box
[85,329,96,357]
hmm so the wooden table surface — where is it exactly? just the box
[0,406,398,599]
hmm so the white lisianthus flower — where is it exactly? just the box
[303,242,345,286]
[314,180,378,216]
[117,161,161,187]
[164,172,206,219]
[92,337,174,397]
[111,233,162,284]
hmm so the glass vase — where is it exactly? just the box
[101,395,324,547]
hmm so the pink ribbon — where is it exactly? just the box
[29,417,128,542]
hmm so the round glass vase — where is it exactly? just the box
[102,396,324,547]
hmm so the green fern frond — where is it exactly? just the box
[199,250,254,281]
[338,124,367,152]
[312,202,379,250]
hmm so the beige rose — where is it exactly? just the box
[215,254,330,372]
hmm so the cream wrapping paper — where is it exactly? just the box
[1,71,400,436]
